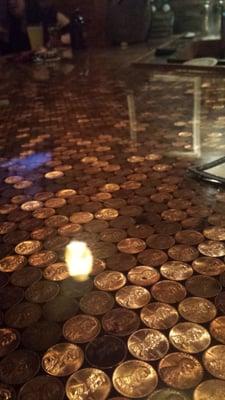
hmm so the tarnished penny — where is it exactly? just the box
[117,238,146,254]
[203,345,225,379]
[169,322,211,353]
[0,328,20,357]
[33,208,55,220]
[151,281,187,304]
[94,271,126,291]
[63,314,101,343]
[0,286,24,309]
[85,335,127,369]
[155,221,182,235]
[107,253,136,272]
[194,379,225,400]
[43,263,69,281]
[168,245,199,262]
[127,224,154,239]
[5,302,42,328]
[203,226,225,241]
[31,227,55,241]
[70,211,94,224]
[102,308,140,336]
[141,302,179,330]
[18,376,65,400]
[175,230,204,246]
[115,285,150,309]
[43,235,69,251]
[0,272,9,288]
[100,228,127,243]
[58,223,82,236]
[10,267,42,287]
[79,291,114,315]
[128,266,160,287]
[159,352,204,389]
[0,255,27,272]
[210,316,225,344]
[95,208,119,220]
[113,360,158,398]
[178,297,217,323]
[128,328,169,361]
[0,350,40,385]
[137,249,168,267]
[84,220,108,233]
[192,257,225,276]
[25,280,60,303]
[28,251,57,268]
[43,295,79,322]
[21,321,61,352]
[215,292,225,314]
[15,240,42,256]
[185,275,222,298]
[42,343,84,377]
[198,241,225,257]
[160,261,193,281]
[0,383,16,400]
[148,388,191,400]
[66,368,111,400]
[110,216,135,229]
[147,234,175,250]
[0,222,16,235]
[60,278,93,298]
[45,215,68,228]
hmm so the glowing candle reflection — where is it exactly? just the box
[65,241,93,281]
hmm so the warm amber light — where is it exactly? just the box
[65,241,93,281]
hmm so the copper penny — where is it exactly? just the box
[137,249,168,267]
[0,383,16,400]
[204,226,225,241]
[33,208,55,219]
[0,204,17,215]
[185,275,222,298]
[113,360,158,398]
[117,238,146,254]
[85,335,127,369]
[168,245,199,262]
[169,322,211,353]
[210,316,225,344]
[44,198,66,209]
[0,286,24,309]
[161,209,187,222]
[148,388,191,400]
[56,188,77,198]
[84,220,109,233]
[45,171,64,179]
[0,350,40,385]
[128,266,160,287]
[5,176,23,184]
[91,259,106,276]
[15,240,42,255]
[215,292,225,314]
[107,253,136,272]
[0,272,9,288]
[58,223,82,237]
[175,230,204,246]
[198,241,225,257]
[60,278,93,298]
[0,222,16,235]
[155,221,182,235]
[100,183,120,193]
[43,295,79,322]
[194,379,225,400]
[182,217,204,230]
[128,328,169,361]
[3,230,29,245]
[21,321,61,352]
[79,291,114,315]
[119,205,143,217]
[42,343,84,377]
[100,228,127,243]
[178,297,217,323]
[159,352,204,390]
[203,345,225,379]
[110,216,135,229]
[95,208,119,220]
[91,192,112,201]
[44,236,69,251]
[0,255,27,273]
[127,224,154,239]
[31,227,55,240]
[94,271,126,291]
[11,194,31,205]
[146,234,175,250]
[187,206,211,218]
[104,198,126,209]
[160,261,193,281]
[18,376,65,400]
[168,199,191,210]
[43,262,69,281]
[0,328,20,357]
[5,302,42,328]
[25,280,60,303]
[45,215,68,228]
[192,257,225,276]
[66,368,111,400]
[70,211,94,224]
[115,285,150,309]
[63,315,101,343]
[151,281,187,303]
[141,302,179,330]
[102,308,140,337]
[21,201,43,212]
[92,242,117,259]
[208,214,225,227]
[28,251,57,268]
[34,192,54,202]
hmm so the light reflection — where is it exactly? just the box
[65,241,93,282]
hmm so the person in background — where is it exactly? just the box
[0,0,30,55]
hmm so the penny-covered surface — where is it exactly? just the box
[1,47,225,399]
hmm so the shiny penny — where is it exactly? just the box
[43,263,69,281]
[160,261,193,281]
[0,350,40,385]
[159,352,204,389]
[148,388,191,400]
[178,297,217,323]
[198,240,225,257]
[63,314,101,343]
[128,328,169,361]
[94,271,126,291]
[102,308,140,337]
[128,266,160,287]
[169,322,211,353]
[66,368,111,400]
[151,281,187,304]
[42,343,84,377]
[117,238,146,254]
[18,376,65,400]
[0,255,27,273]
[192,257,225,276]
[0,383,16,400]
[168,245,199,262]
[203,226,225,241]
[185,275,222,298]
[0,328,20,357]
[95,208,119,220]
[203,345,225,379]
[85,335,127,369]
[115,285,150,309]
[15,240,42,256]
[70,212,94,224]
[210,316,225,344]
[193,379,225,400]
[28,251,57,268]
[113,360,158,399]
[79,291,114,315]
[141,302,179,330]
